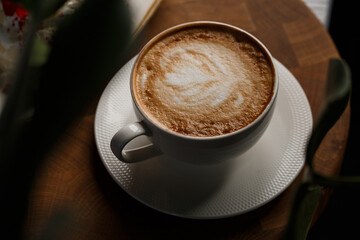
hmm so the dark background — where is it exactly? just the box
[308,0,360,239]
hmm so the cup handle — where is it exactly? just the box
[110,122,161,163]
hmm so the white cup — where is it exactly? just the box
[111,21,279,164]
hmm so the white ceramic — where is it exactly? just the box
[110,21,279,164]
[94,57,313,219]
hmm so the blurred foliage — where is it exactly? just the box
[14,0,66,19]
[283,59,358,240]
[0,0,131,239]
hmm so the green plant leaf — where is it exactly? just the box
[305,59,360,189]
[283,58,353,239]
[312,173,360,189]
[306,58,351,170]
[305,58,360,188]
[283,182,322,240]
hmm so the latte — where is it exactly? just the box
[132,24,275,137]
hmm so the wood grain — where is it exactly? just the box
[25,0,350,239]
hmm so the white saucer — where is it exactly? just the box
[94,56,313,219]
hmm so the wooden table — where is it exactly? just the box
[25,0,350,239]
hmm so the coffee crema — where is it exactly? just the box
[133,25,275,137]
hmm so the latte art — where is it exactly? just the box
[159,42,248,110]
[134,26,275,137]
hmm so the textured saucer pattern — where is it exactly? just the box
[94,57,312,219]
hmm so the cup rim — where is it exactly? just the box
[130,21,279,141]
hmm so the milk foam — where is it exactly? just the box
[134,26,274,137]
[158,42,248,109]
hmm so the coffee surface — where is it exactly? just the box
[133,25,274,137]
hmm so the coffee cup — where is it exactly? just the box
[111,21,279,164]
